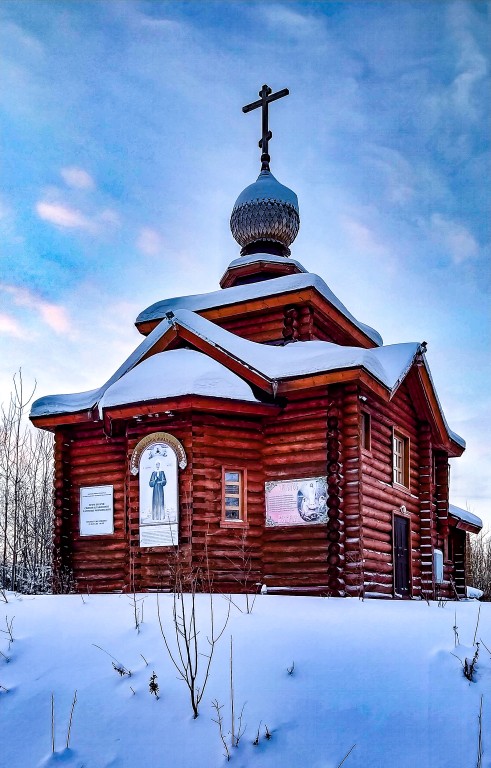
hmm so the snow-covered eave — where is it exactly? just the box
[170,313,381,395]
[30,318,178,424]
[164,313,424,399]
[419,356,466,452]
[135,272,383,347]
[449,504,482,533]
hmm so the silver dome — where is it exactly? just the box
[230,170,300,257]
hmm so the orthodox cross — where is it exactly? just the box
[242,84,289,172]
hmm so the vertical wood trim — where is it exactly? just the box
[342,384,364,597]
[418,422,434,598]
[327,386,345,596]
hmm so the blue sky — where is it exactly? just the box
[1,1,489,523]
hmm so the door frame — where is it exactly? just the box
[392,507,412,598]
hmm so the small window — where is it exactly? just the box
[222,469,246,524]
[361,412,371,451]
[434,549,444,584]
[392,430,410,488]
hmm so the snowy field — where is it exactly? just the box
[0,592,489,768]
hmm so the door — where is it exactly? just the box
[393,515,410,596]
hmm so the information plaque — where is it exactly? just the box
[265,476,328,527]
[80,485,114,536]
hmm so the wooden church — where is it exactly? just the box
[30,85,482,599]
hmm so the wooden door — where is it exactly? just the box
[393,515,410,596]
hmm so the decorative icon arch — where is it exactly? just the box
[130,432,187,475]
[130,433,187,548]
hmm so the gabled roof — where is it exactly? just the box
[30,308,464,455]
[135,271,384,347]
[164,309,415,392]
[98,348,259,413]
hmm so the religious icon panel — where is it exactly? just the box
[265,476,328,527]
[138,441,179,547]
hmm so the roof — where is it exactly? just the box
[166,309,415,391]
[98,348,258,414]
[449,504,483,532]
[30,308,465,453]
[135,272,384,347]
[224,252,308,274]
[232,170,299,209]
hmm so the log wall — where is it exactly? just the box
[51,383,454,599]
[218,307,288,344]
[262,392,331,592]
[59,422,127,592]
[216,304,368,346]
[359,383,422,598]
[190,413,263,592]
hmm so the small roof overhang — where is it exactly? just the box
[449,504,483,534]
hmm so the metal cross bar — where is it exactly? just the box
[242,84,289,171]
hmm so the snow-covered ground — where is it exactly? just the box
[0,592,489,768]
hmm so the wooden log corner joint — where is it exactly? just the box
[29,85,482,599]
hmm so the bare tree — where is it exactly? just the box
[469,529,491,601]
[0,372,54,593]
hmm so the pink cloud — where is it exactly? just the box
[38,303,71,334]
[35,201,92,230]
[0,284,72,335]
[0,312,28,339]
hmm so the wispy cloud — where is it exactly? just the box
[35,199,120,234]
[341,214,390,259]
[35,200,93,230]
[447,1,488,120]
[0,283,72,335]
[0,312,28,339]
[259,3,326,40]
[60,166,95,190]
[136,227,164,256]
[431,214,479,265]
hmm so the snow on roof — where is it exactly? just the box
[30,308,464,451]
[419,359,465,450]
[30,316,182,417]
[233,170,299,208]
[449,504,483,530]
[30,387,102,418]
[171,309,416,391]
[98,348,258,414]
[223,252,307,273]
[136,272,384,346]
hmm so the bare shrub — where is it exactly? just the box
[157,552,230,719]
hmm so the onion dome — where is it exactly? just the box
[230,170,300,257]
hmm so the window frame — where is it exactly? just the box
[360,410,371,453]
[221,467,247,527]
[392,428,410,490]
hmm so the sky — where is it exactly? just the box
[0,0,489,524]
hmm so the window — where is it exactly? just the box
[222,469,246,525]
[392,430,410,488]
[361,412,371,451]
[434,549,444,584]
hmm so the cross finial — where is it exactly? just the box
[242,84,289,172]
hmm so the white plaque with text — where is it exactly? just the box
[80,485,114,536]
